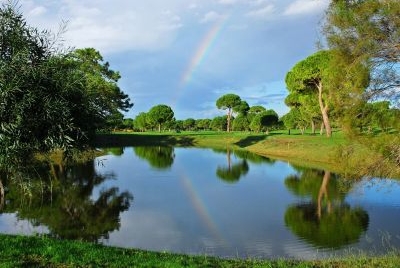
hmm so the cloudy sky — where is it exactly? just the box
[17,0,329,119]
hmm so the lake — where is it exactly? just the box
[0,146,399,259]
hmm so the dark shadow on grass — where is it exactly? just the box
[94,134,196,147]
[234,135,268,148]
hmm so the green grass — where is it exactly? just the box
[0,234,399,268]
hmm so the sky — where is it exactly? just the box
[16,0,330,120]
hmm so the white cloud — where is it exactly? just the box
[20,0,190,53]
[28,6,47,16]
[249,0,270,7]
[284,0,329,16]
[200,11,224,24]
[218,0,239,5]
[246,4,275,19]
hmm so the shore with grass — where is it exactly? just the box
[1,234,399,268]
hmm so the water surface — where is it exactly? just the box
[0,146,399,259]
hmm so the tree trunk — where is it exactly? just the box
[311,120,316,135]
[226,108,231,132]
[158,123,161,133]
[320,122,325,135]
[317,81,332,137]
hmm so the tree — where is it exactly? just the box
[0,2,81,163]
[211,116,227,131]
[134,112,149,132]
[147,105,175,132]
[249,110,279,133]
[323,0,400,169]
[234,100,250,116]
[216,94,242,132]
[0,3,133,165]
[324,0,400,107]
[232,114,250,131]
[281,109,308,135]
[286,51,334,137]
[183,118,196,131]
[196,119,211,131]
[69,48,133,134]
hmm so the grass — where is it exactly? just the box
[0,234,399,268]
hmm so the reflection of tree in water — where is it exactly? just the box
[103,147,124,156]
[215,148,250,183]
[134,146,175,169]
[0,157,133,242]
[213,147,275,183]
[212,148,275,165]
[284,169,369,249]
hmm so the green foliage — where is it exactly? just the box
[69,48,133,133]
[183,118,196,131]
[281,109,308,134]
[285,50,334,137]
[216,93,242,132]
[232,114,250,131]
[147,104,175,132]
[134,112,150,132]
[195,118,211,131]
[324,0,400,107]
[210,116,228,131]
[0,3,133,164]
[249,109,279,133]
[234,100,250,116]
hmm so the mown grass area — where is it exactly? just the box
[1,234,399,268]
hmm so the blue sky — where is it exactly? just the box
[18,0,329,120]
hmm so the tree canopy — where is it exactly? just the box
[285,50,334,137]
[147,104,175,132]
[324,0,400,107]
[0,2,133,164]
[216,94,242,132]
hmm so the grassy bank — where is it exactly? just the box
[95,130,400,177]
[1,234,399,268]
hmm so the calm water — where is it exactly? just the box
[1,146,400,259]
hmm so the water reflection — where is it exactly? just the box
[284,168,369,249]
[0,157,133,242]
[0,147,398,259]
[134,146,175,170]
[213,148,275,183]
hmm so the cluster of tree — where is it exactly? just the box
[281,0,399,139]
[129,96,280,133]
[0,3,133,164]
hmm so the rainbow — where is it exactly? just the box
[179,171,225,243]
[179,16,228,88]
